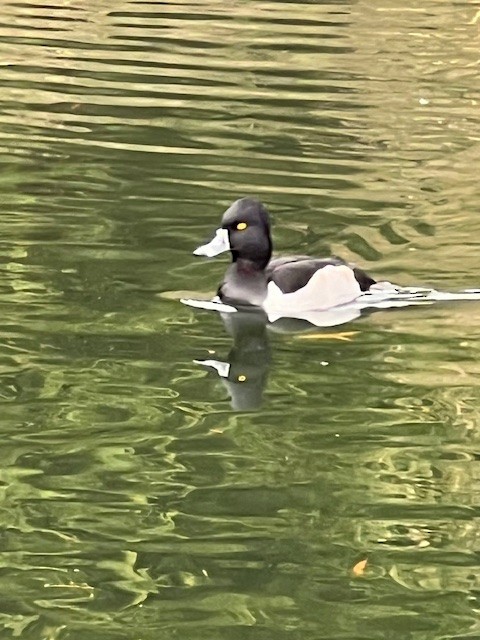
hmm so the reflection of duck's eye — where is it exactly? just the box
[236,222,248,231]
[237,374,247,382]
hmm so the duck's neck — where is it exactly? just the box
[233,257,267,275]
[231,241,271,271]
[224,260,268,307]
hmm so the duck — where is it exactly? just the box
[193,197,378,314]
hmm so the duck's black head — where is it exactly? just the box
[194,198,273,270]
[221,198,272,267]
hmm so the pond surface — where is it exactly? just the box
[0,1,479,638]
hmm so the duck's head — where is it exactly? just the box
[194,198,272,268]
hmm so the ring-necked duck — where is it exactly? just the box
[193,197,377,313]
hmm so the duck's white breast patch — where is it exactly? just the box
[264,264,362,314]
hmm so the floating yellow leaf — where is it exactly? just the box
[296,331,358,342]
[352,558,368,576]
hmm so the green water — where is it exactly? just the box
[0,1,479,638]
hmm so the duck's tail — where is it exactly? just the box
[361,282,480,307]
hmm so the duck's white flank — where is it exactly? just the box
[264,264,362,315]
[181,285,480,327]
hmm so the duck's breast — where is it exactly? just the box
[219,263,268,306]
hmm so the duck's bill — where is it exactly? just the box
[194,359,230,378]
[193,228,230,257]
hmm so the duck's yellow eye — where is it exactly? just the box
[237,374,247,382]
[236,222,248,231]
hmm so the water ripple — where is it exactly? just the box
[0,1,480,638]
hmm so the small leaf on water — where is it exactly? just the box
[296,331,358,342]
[352,558,368,576]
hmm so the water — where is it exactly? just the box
[0,1,479,638]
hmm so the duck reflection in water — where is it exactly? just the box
[185,197,480,408]
[195,308,271,411]
[193,306,357,411]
